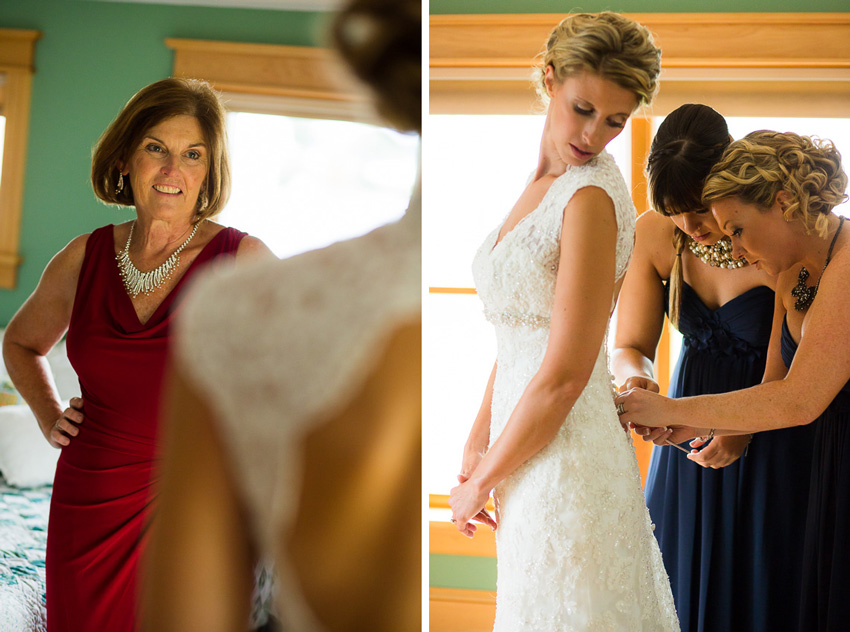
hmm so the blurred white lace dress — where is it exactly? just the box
[174,185,420,632]
[472,152,678,631]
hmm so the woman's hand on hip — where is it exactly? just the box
[47,397,84,448]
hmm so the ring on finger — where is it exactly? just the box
[616,403,626,415]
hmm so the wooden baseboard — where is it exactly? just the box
[429,587,495,632]
[430,518,496,557]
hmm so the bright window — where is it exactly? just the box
[220,112,419,259]
[423,115,631,496]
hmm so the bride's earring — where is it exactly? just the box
[115,170,124,195]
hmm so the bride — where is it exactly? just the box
[449,12,679,631]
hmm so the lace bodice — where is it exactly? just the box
[174,184,420,631]
[472,151,635,331]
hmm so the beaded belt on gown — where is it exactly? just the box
[484,309,550,329]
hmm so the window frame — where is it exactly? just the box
[426,10,850,532]
[165,38,378,123]
[0,28,41,289]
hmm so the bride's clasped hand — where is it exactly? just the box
[449,475,497,538]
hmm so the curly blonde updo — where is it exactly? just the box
[534,12,661,109]
[703,130,848,237]
[331,0,420,133]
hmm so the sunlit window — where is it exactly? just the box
[219,112,419,259]
[424,115,631,496]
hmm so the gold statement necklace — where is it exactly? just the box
[117,220,200,298]
[687,237,747,268]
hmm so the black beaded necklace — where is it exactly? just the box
[791,216,845,312]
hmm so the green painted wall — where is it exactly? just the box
[430,554,497,591]
[431,0,847,13]
[0,0,328,324]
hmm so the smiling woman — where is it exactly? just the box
[1,77,272,632]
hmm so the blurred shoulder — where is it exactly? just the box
[235,235,276,261]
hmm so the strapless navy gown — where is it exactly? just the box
[781,318,850,631]
[646,283,816,632]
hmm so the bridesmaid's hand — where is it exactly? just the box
[47,397,84,448]
[614,388,679,428]
[617,378,660,433]
[631,424,705,446]
[449,477,493,538]
[618,376,660,394]
[687,434,752,469]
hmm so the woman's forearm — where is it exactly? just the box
[611,347,656,387]
[466,372,584,494]
[464,363,496,451]
[666,378,815,433]
[2,340,63,436]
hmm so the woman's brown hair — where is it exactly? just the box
[646,104,731,327]
[330,0,420,133]
[91,77,231,222]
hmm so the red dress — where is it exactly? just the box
[48,224,246,631]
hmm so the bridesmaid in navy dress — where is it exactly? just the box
[618,129,850,632]
[613,106,815,632]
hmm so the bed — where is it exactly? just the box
[0,330,73,632]
[0,477,50,632]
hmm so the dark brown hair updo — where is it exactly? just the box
[703,130,848,238]
[331,0,421,133]
[91,77,231,222]
[534,12,661,109]
[646,104,731,326]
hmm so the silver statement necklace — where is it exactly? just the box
[687,236,747,269]
[116,220,200,298]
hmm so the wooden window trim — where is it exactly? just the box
[164,38,379,123]
[430,13,850,117]
[0,29,41,289]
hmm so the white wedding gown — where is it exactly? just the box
[174,183,420,631]
[472,151,679,631]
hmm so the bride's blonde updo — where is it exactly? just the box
[534,12,661,108]
[703,130,848,237]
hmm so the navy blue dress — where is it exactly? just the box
[646,282,816,632]
[781,318,850,631]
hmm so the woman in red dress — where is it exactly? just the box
[1,77,272,632]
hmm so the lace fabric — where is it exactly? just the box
[175,187,420,631]
[471,152,679,631]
